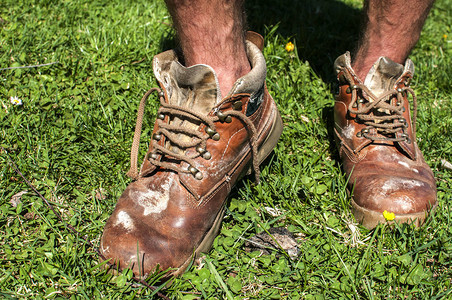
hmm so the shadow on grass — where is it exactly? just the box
[322,105,341,161]
[246,0,363,84]
[246,0,363,169]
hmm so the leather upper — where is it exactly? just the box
[334,52,436,216]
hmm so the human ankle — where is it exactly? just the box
[353,0,434,80]
[166,0,249,98]
[212,57,251,98]
[352,46,408,81]
[181,35,251,98]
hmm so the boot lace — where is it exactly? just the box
[344,74,417,146]
[126,88,260,183]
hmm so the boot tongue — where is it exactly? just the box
[364,57,404,97]
[153,54,220,154]
[168,61,220,113]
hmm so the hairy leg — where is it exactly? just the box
[352,0,435,79]
[164,0,250,98]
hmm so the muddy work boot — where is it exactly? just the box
[334,52,437,229]
[100,34,283,276]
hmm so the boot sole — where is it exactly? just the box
[172,106,284,276]
[351,198,438,229]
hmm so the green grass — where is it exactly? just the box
[0,0,451,298]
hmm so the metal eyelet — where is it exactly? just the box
[346,87,352,94]
[196,147,206,154]
[217,111,232,123]
[149,153,158,160]
[202,151,212,160]
[153,133,162,141]
[399,118,406,124]
[196,147,211,160]
[189,166,198,174]
[205,127,220,140]
[217,111,225,119]
[401,133,411,144]
[233,101,243,110]
[356,132,362,138]
[189,166,203,180]
[158,113,165,120]
[205,127,216,136]
[358,99,365,103]
[158,91,165,97]
[397,88,403,93]
[212,133,220,141]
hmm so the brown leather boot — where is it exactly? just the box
[334,52,437,229]
[100,33,283,276]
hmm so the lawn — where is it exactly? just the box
[0,0,451,298]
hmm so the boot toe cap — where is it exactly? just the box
[352,175,437,215]
[100,210,180,276]
[350,174,437,228]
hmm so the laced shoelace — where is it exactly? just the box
[344,72,417,145]
[126,87,261,183]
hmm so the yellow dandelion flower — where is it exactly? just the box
[443,34,448,39]
[285,42,295,52]
[383,210,395,221]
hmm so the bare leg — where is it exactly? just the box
[352,0,435,80]
[164,0,250,98]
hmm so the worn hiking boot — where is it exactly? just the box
[334,52,437,229]
[100,33,283,276]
